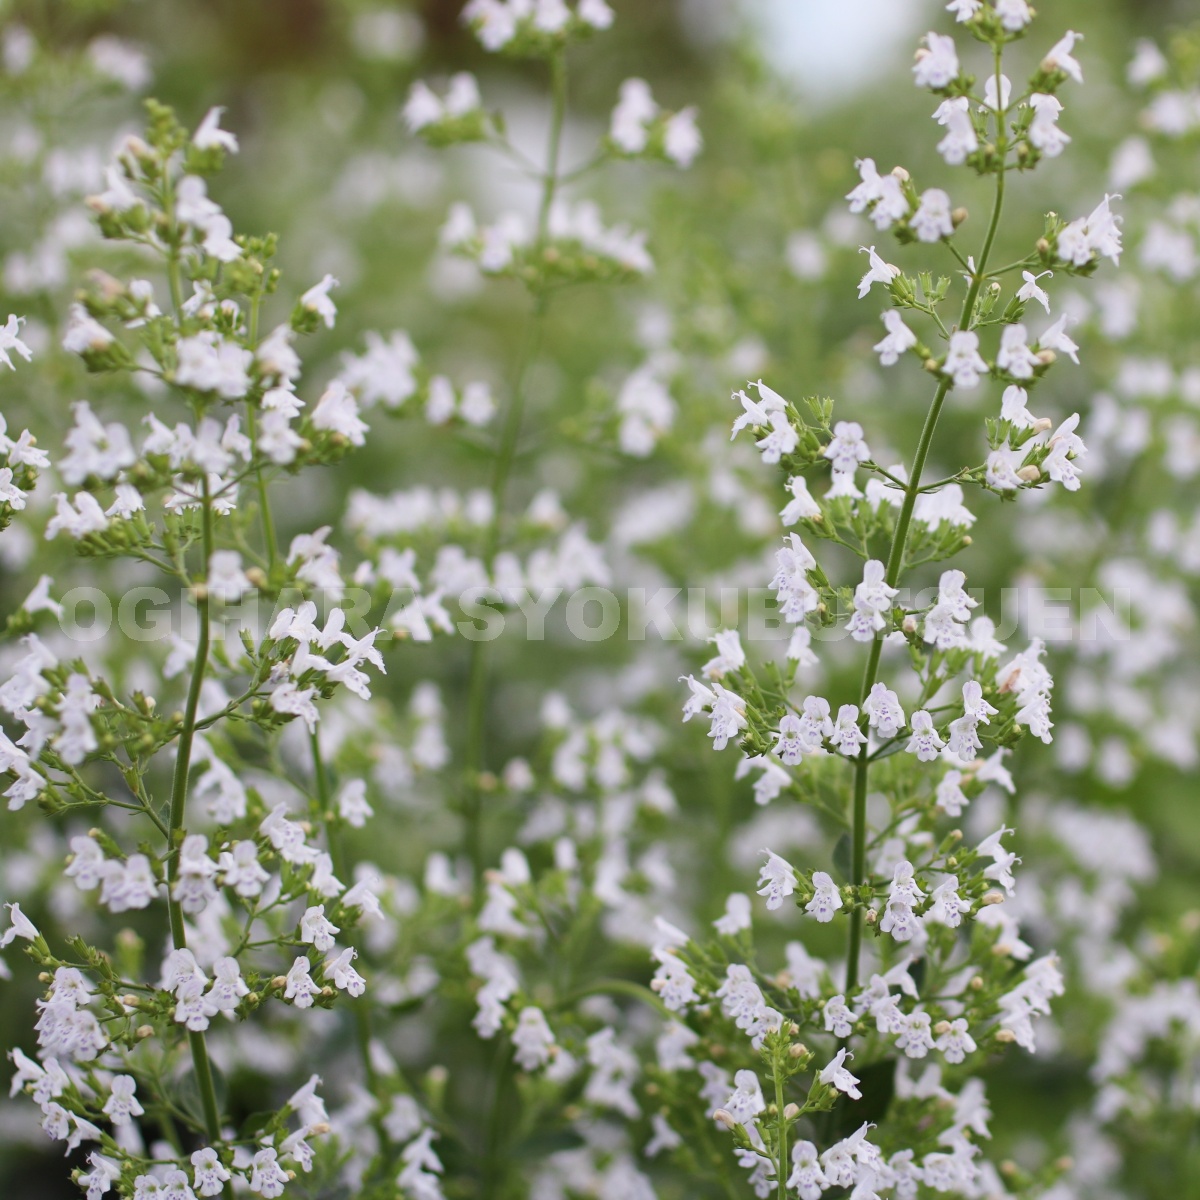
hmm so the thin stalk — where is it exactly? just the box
[775,1063,789,1200]
[245,295,279,572]
[461,49,567,887]
[163,483,229,1190]
[843,55,1008,996]
[161,161,185,317]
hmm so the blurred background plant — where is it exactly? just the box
[0,0,1198,1197]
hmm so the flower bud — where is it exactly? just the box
[865,908,878,925]
[713,1108,736,1130]
[1017,465,1041,482]
[951,206,968,227]
[783,1103,800,1119]
[934,1020,951,1035]
[136,1025,154,1039]
[982,890,1005,906]
[1031,417,1053,433]
[995,1028,1017,1043]
[1036,349,1056,365]
[789,1042,808,1059]
[890,166,910,182]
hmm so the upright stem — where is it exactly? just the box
[774,1063,789,1200]
[461,50,567,887]
[164,483,229,1189]
[245,295,279,573]
[843,57,1008,996]
[536,52,569,242]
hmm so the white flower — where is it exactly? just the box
[62,303,114,356]
[327,946,366,995]
[868,171,910,230]
[819,1047,862,1099]
[610,78,656,152]
[0,314,33,369]
[846,157,884,213]
[1043,413,1087,492]
[301,273,339,328]
[906,710,945,761]
[713,892,752,936]
[723,1069,766,1126]
[1040,314,1081,364]
[756,850,796,910]
[984,73,1013,112]
[805,870,843,922]
[1043,30,1084,84]
[824,420,871,472]
[207,550,251,602]
[1128,38,1168,88]
[249,1147,289,1198]
[925,877,967,928]
[284,956,320,1008]
[1029,93,1070,157]
[997,324,1039,380]
[914,32,959,89]
[912,187,954,242]
[942,329,988,388]
[830,705,867,756]
[934,96,977,165]
[579,0,614,29]
[312,380,368,445]
[874,310,917,365]
[755,410,798,464]
[847,558,897,642]
[864,683,905,738]
[780,475,820,524]
[896,1009,936,1058]
[192,1147,232,1196]
[976,825,1020,895]
[857,245,900,298]
[945,0,980,20]
[1058,194,1123,266]
[194,106,238,152]
[300,904,340,952]
[936,1017,977,1063]
[788,1140,829,1198]
[101,1075,144,1125]
[996,0,1032,30]
[703,629,745,679]
[1016,269,1053,313]
[512,1006,556,1071]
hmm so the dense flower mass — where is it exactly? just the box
[0,2,1195,1199]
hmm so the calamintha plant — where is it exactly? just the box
[666,3,1114,1197]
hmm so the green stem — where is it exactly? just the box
[163,484,229,1191]
[536,52,568,242]
[245,295,278,573]
[161,161,185,317]
[844,56,1008,997]
[775,1062,789,1200]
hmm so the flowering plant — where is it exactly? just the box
[0,2,1197,1199]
